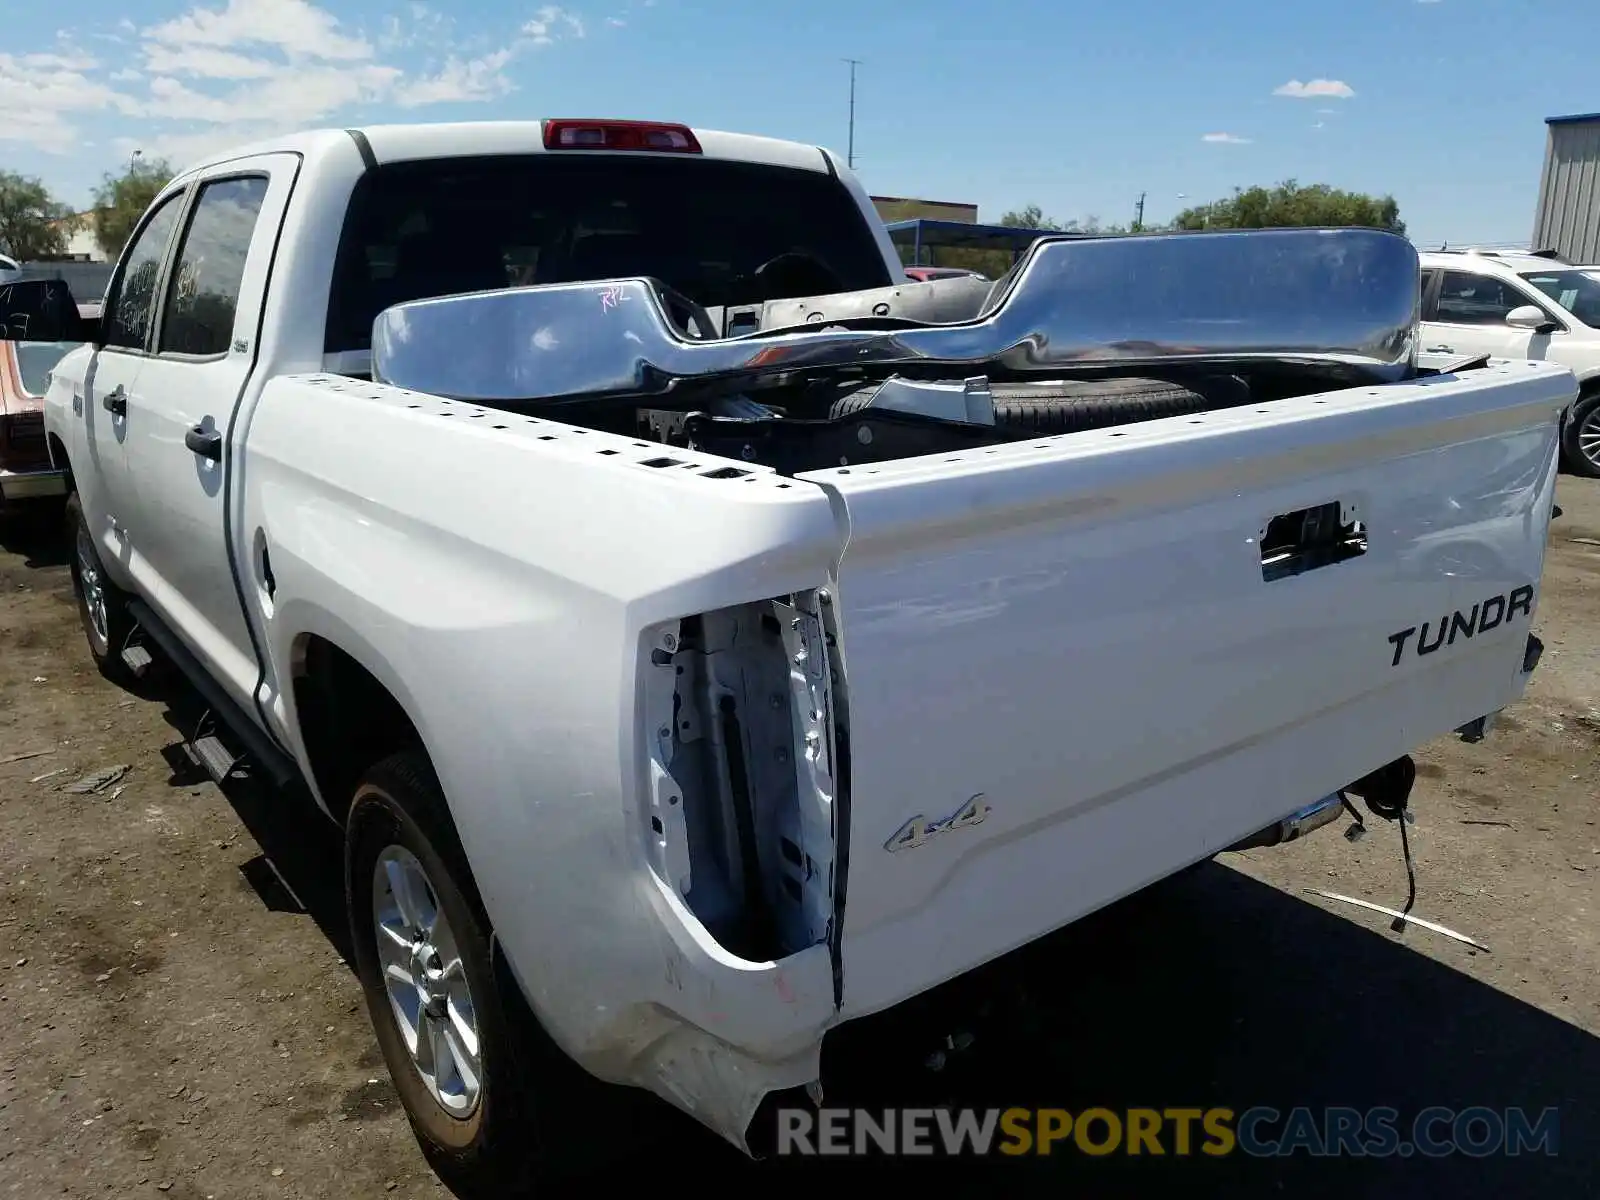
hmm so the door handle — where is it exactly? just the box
[101,385,126,416]
[185,424,223,462]
[1426,345,1455,354]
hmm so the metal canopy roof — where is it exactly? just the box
[883,218,1090,253]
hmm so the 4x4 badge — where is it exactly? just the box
[885,794,992,853]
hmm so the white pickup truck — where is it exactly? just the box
[1,118,1573,1186]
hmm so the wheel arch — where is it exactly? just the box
[47,431,73,484]
[290,631,435,826]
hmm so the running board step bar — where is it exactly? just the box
[186,730,244,784]
[124,598,301,788]
[119,643,154,678]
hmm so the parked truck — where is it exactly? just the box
[0,118,1573,1190]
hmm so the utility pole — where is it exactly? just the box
[1134,191,1146,232]
[844,58,862,168]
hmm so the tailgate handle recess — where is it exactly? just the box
[1260,501,1367,582]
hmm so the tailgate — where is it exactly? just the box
[800,360,1571,1020]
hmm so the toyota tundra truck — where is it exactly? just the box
[0,117,1573,1190]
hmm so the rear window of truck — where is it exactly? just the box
[324,154,894,352]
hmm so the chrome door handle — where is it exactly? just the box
[1425,345,1455,354]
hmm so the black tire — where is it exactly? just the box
[64,491,137,685]
[830,374,1248,434]
[1561,390,1600,479]
[347,752,635,1192]
[346,752,538,1192]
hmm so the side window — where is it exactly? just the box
[158,176,270,358]
[1435,271,1524,326]
[1418,269,1437,319]
[101,192,186,351]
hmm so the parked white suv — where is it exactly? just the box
[1420,249,1600,475]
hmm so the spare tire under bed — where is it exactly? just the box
[828,374,1252,435]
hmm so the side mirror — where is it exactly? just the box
[0,278,87,342]
[1506,304,1559,334]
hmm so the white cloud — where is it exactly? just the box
[1201,132,1252,144]
[142,43,282,79]
[22,51,100,71]
[521,6,586,44]
[1273,78,1355,99]
[0,52,139,150]
[394,49,517,107]
[8,0,613,167]
[143,62,401,125]
[608,17,627,26]
[379,4,453,52]
[142,0,372,62]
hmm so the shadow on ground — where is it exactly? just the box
[152,687,354,966]
[0,502,69,568]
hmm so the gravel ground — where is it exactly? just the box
[1,477,1596,1199]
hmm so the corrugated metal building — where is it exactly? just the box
[1533,113,1600,262]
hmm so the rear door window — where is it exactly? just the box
[1435,271,1526,325]
[158,176,271,358]
[325,154,893,351]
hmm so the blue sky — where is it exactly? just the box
[4,0,1596,248]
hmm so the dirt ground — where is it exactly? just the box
[1,478,1597,1199]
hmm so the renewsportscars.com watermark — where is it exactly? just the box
[773,1105,1560,1159]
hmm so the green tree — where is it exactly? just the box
[0,171,75,260]
[999,205,1064,231]
[907,204,1134,280]
[91,158,175,259]
[1173,180,1405,235]
[1000,206,1132,235]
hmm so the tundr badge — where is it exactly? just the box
[885,794,992,853]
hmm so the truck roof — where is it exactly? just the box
[176,119,838,180]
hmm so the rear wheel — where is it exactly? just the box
[347,752,533,1191]
[65,492,136,684]
[1562,391,1600,478]
[347,752,633,1192]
